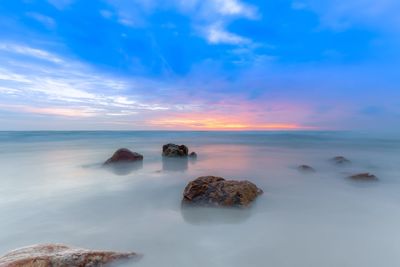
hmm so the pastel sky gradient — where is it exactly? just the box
[0,0,399,130]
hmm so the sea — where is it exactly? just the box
[0,131,399,267]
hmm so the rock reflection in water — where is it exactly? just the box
[105,161,143,176]
[181,203,252,225]
[162,157,188,171]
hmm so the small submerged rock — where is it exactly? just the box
[0,244,140,267]
[183,176,263,207]
[331,156,351,165]
[104,148,143,165]
[297,165,315,173]
[162,144,189,157]
[189,152,197,158]
[348,172,378,181]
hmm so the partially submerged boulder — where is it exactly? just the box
[183,176,263,207]
[348,172,378,181]
[189,152,197,158]
[297,165,315,173]
[104,148,143,165]
[331,156,351,165]
[162,144,189,157]
[0,244,140,267]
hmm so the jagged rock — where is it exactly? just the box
[104,148,143,165]
[162,144,189,157]
[0,244,140,267]
[331,156,351,165]
[297,165,315,172]
[183,176,263,207]
[348,172,378,181]
[189,152,197,158]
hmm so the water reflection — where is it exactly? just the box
[162,157,188,172]
[104,161,143,176]
[181,203,252,225]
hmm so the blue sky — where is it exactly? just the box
[0,0,399,130]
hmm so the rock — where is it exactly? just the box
[297,165,315,172]
[189,152,197,158]
[0,244,140,267]
[348,172,378,181]
[162,144,189,157]
[104,148,143,165]
[331,156,351,165]
[183,176,263,207]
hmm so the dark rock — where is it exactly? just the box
[189,152,197,158]
[297,165,315,172]
[183,176,263,207]
[104,148,143,165]
[348,172,378,181]
[0,244,140,267]
[331,156,351,165]
[162,144,189,157]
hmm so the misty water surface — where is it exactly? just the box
[0,131,399,267]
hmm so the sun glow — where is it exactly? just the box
[149,117,305,130]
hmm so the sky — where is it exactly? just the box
[0,0,399,131]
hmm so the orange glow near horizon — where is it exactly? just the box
[149,117,308,131]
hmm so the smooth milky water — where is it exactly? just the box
[0,131,399,266]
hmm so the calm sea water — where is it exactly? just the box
[0,131,399,266]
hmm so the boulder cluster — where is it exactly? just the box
[296,156,378,182]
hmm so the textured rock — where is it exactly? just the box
[104,148,143,165]
[162,144,189,157]
[348,172,378,181]
[183,176,263,207]
[331,156,351,165]
[0,244,140,267]
[297,165,315,172]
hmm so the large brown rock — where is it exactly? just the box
[104,148,143,165]
[183,176,263,207]
[348,172,378,181]
[0,244,140,267]
[162,144,189,157]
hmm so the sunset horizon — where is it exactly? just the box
[0,1,399,267]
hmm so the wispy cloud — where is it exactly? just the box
[0,43,63,63]
[104,0,258,46]
[26,12,56,29]
[213,0,258,18]
[0,43,173,120]
[205,23,251,45]
[294,0,400,31]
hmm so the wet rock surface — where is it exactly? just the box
[104,148,143,165]
[331,156,351,165]
[297,165,315,172]
[162,144,189,157]
[189,152,197,158]
[348,172,378,181]
[0,244,139,267]
[183,176,263,207]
